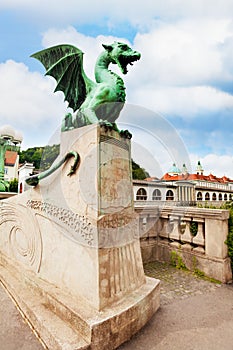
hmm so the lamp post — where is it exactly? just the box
[0,126,23,192]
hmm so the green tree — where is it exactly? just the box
[40,144,60,170]
[31,148,43,169]
[19,145,60,170]
[9,178,18,192]
[132,160,150,180]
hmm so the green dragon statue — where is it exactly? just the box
[31,41,141,136]
[26,42,140,187]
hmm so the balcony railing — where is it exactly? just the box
[135,204,232,283]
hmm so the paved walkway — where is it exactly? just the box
[119,262,233,350]
[144,261,222,306]
[1,261,233,349]
[0,281,43,350]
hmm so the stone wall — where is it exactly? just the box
[136,204,232,283]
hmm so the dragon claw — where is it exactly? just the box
[99,120,114,131]
[99,120,132,139]
[67,166,75,177]
[120,129,132,139]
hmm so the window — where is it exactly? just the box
[152,189,162,200]
[212,193,216,201]
[230,194,232,200]
[205,192,210,201]
[136,188,147,200]
[219,193,222,201]
[166,190,174,201]
[224,194,227,201]
[197,192,202,201]
[4,168,8,175]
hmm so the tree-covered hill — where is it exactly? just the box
[132,160,150,180]
[19,146,150,180]
[19,144,60,171]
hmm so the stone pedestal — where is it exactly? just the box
[0,125,160,349]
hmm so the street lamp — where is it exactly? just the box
[0,125,23,192]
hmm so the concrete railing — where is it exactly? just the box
[135,200,229,208]
[135,200,196,207]
[135,204,232,283]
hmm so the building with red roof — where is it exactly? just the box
[133,161,233,206]
[4,150,19,182]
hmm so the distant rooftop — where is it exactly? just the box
[168,163,181,175]
[143,161,233,184]
[161,172,233,183]
[5,150,17,166]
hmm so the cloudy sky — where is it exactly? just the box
[1,0,233,178]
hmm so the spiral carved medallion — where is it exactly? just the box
[0,202,42,272]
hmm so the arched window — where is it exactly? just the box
[136,188,147,200]
[205,192,210,201]
[212,193,216,201]
[230,194,232,201]
[152,189,162,200]
[197,192,202,201]
[219,193,222,201]
[166,190,174,201]
[224,193,227,201]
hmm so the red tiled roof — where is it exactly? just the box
[5,150,17,166]
[161,173,190,181]
[160,172,233,183]
[144,176,159,181]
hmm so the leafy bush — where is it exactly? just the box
[170,250,187,270]
[223,201,233,270]
[9,178,18,192]
[190,221,198,236]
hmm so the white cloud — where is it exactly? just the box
[132,19,233,86]
[127,18,233,117]
[120,105,191,178]
[0,60,67,148]
[130,85,233,117]
[190,154,233,178]
[2,0,233,26]
[130,143,233,179]
[131,138,233,179]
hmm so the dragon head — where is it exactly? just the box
[102,42,141,75]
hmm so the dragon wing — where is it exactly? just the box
[31,44,95,111]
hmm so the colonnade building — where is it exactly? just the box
[133,161,233,206]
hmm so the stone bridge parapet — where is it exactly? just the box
[135,204,232,283]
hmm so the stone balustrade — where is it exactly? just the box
[135,204,232,283]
